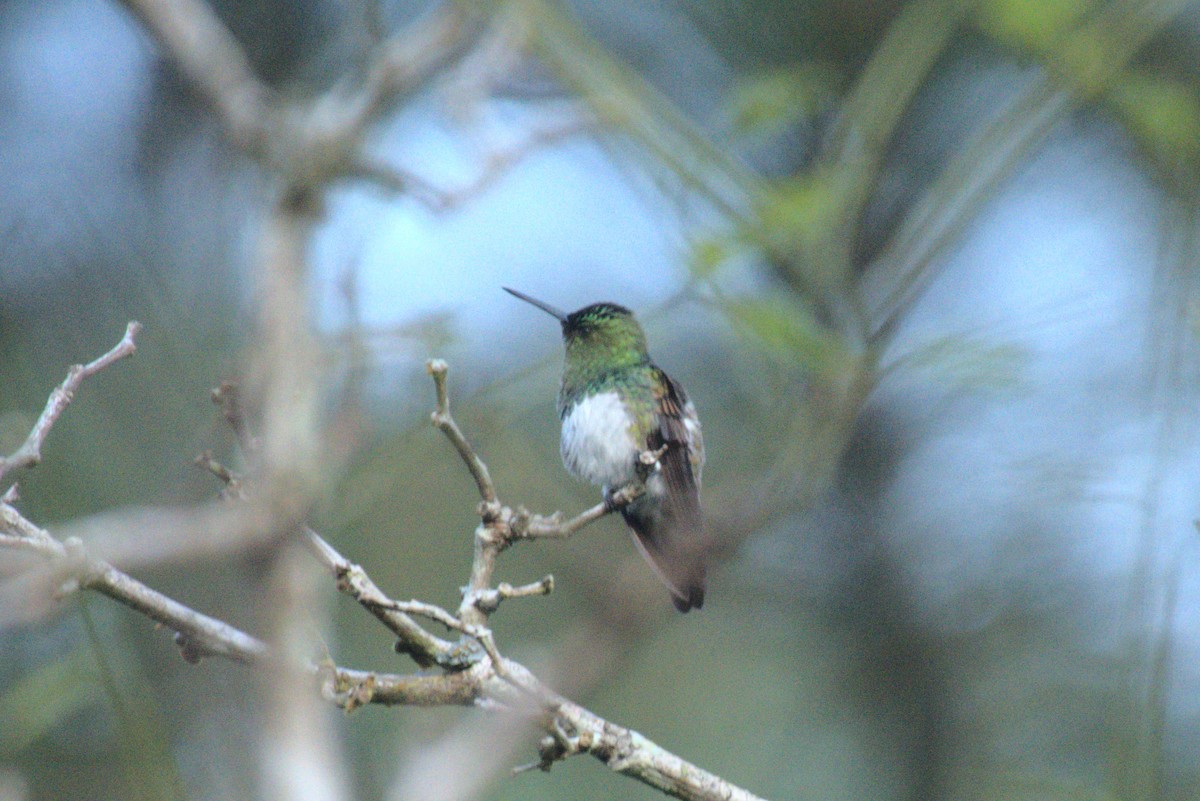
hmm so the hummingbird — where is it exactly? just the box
[504,287,707,612]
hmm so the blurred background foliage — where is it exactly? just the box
[2,0,1200,800]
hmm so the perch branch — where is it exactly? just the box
[412,362,769,799]
[514,481,646,539]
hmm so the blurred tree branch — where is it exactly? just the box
[867,0,1195,351]
[93,4,485,799]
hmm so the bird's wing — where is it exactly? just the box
[651,371,703,535]
[623,369,707,611]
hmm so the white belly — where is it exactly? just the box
[560,390,640,488]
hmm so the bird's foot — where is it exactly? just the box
[602,487,618,512]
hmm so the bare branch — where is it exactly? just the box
[117,0,270,151]
[346,159,453,208]
[514,481,645,540]
[253,192,324,493]
[436,117,592,210]
[350,4,475,131]
[0,499,267,664]
[473,575,556,613]
[195,450,247,500]
[0,499,483,707]
[426,359,497,503]
[0,321,141,485]
[553,700,768,801]
[327,665,484,709]
[304,528,459,668]
[210,382,258,453]
[384,597,509,678]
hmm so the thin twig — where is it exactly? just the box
[303,528,460,668]
[210,382,258,453]
[472,576,556,613]
[347,159,453,209]
[0,322,141,485]
[383,598,508,677]
[354,115,592,213]
[426,359,497,503]
[499,577,555,598]
[195,450,247,500]
[438,117,593,210]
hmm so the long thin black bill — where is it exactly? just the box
[502,287,568,322]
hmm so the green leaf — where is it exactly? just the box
[0,647,102,754]
[755,172,846,260]
[903,335,1030,391]
[976,0,1091,54]
[1107,70,1200,186]
[722,294,852,380]
[76,602,186,801]
[727,64,840,138]
[686,237,730,279]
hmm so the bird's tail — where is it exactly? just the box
[624,513,708,612]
